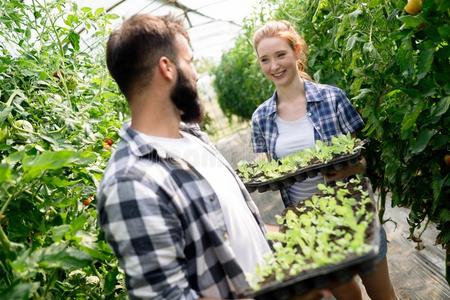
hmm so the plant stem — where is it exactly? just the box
[91,263,102,278]
[0,260,11,285]
[40,0,71,100]
[378,187,386,223]
[0,182,31,216]
[417,218,430,240]
[43,269,57,299]
[0,225,11,252]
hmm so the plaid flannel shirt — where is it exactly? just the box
[251,80,364,206]
[97,122,266,300]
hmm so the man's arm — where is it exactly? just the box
[99,177,199,300]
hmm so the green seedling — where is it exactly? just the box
[249,178,376,290]
[237,135,364,184]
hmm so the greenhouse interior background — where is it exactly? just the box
[0,0,449,299]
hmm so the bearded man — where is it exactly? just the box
[97,13,327,300]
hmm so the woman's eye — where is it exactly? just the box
[277,53,285,58]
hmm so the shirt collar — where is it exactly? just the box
[119,121,204,159]
[265,80,323,117]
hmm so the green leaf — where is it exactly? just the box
[70,214,88,233]
[43,176,80,187]
[0,163,12,183]
[68,31,80,51]
[0,282,38,300]
[22,151,76,179]
[22,150,95,179]
[417,45,434,80]
[431,134,450,150]
[79,244,109,261]
[399,15,424,29]
[368,0,383,8]
[438,209,450,223]
[427,96,450,124]
[39,246,92,270]
[400,102,424,139]
[410,129,437,154]
[437,24,450,39]
[397,37,414,77]
[50,225,71,242]
[104,267,119,296]
[345,34,358,51]
[352,88,372,101]
[431,174,448,214]
[0,106,13,123]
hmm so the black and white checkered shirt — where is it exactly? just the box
[97,122,267,299]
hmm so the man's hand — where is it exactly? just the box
[265,223,280,233]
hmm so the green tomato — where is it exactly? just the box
[12,119,34,142]
[0,126,9,142]
[13,120,34,132]
[66,76,78,90]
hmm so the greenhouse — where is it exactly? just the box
[0,0,449,299]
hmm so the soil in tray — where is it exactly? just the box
[249,178,377,293]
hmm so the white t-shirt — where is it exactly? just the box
[140,131,271,275]
[275,115,324,202]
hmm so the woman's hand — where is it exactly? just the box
[324,157,366,182]
[289,289,332,300]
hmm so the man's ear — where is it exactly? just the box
[158,56,176,81]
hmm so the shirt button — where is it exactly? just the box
[307,112,311,116]
[223,233,229,240]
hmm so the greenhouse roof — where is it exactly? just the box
[76,0,259,61]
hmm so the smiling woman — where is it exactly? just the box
[249,20,397,300]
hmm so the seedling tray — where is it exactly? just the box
[246,248,380,300]
[241,179,380,300]
[244,150,363,194]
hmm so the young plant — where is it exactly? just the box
[237,135,364,184]
[249,177,377,290]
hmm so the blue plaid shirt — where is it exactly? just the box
[98,123,265,299]
[251,80,364,205]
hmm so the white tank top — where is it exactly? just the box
[275,115,324,203]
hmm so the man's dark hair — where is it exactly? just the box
[106,14,189,99]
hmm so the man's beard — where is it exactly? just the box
[170,67,203,124]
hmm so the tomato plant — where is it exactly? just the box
[0,0,128,298]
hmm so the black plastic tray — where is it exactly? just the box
[243,150,363,194]
[241,179,380,300]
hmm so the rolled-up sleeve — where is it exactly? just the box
[98,177,199,300]
[251,114,268,153]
